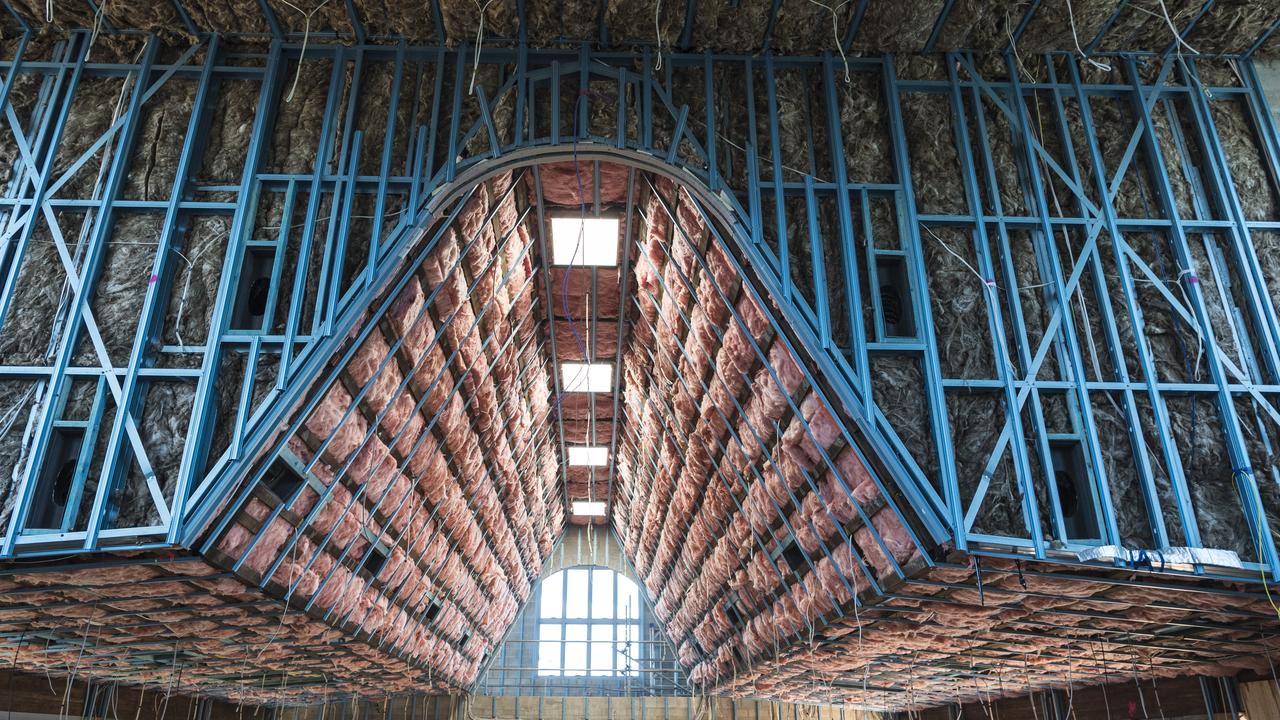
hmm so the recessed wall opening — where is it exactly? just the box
[26,428,84,532]
[359,541,388,578]
[1050,440,1101,543]
[876,256,915,338]
[230,248,277,331]
[260,457,305,504]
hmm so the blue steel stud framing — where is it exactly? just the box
[2,30,1280,586]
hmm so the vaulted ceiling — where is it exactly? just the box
[3,1,1280,711]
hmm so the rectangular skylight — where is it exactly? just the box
[560,362,612,393]
[568,446,609,466]
[551,216,619,266]
[571,501,607,517]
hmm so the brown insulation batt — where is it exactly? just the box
[0,556,458,703]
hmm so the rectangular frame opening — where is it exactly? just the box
[261,457,306,504]
[26,428,86,532]
[1050,440,1102,543]
[876,256,916,338]
[230,247,278,331]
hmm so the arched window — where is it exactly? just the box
[537,567,641,677]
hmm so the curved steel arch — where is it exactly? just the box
[185,137,940,545]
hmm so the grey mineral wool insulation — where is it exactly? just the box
[691,0,771,53]
[921,225,998,379]
[1183,0,1278,55]
[1003,228,1060,379]
[1087,391,1158,548]
[934,0,1031,53]
[351,61,416,176]
[839,71,895,185]
[50,75,131,199]
[962,93,1029,216]
[72,213,163,368]
[266,59,338,175]
[0,72,42,187]
[0,379,38,530]
[897,55,952,82]
[521,0,596,47]
[437,0,517,46]
[123,0,268,35]
[1015,0,1121,54]
[870,354,940,487]
[903,93,967,215]
[770,0,854,54]
[113,381,196,526]
[351,0,437,41]
[441,65,513,158]
[1095,1,1185,53]
[1088,96,1166,220]
[1211,95,1280,222]
[0,217,77,366]
[853,0,946,53]
[744,68,824,184]
[196,79,258,187]
[1163,394,1257,558]
[120,78,196,202]
[603,0,688,47]
[264,0,353,37]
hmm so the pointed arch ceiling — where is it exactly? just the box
[194,156,933,701]
[64,150,1279,709]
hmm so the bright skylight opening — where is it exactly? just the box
[551,216,619,266]
[560,362,612,393]
[571,501,607,517]
[568,446,609,466]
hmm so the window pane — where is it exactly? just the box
[565,569,590,618]
[591,568,614,619]
[541,571,564,619]
[563,623,588,676]
[538,624,561,676]
[617,575,640,619]
[590,625,613,676]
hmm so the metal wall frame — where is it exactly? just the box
[2,20,1280,589]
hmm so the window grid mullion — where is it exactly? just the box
[536,566,643,680]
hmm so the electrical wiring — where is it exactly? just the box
[1157,0,1200,56]
[470,0,499,95]
[277,0,333,104]
[803,0,853,82]
[920,223,1019,377]
[1246,469,1280,624]
[1065,0,1111,73]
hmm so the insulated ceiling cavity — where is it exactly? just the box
[534,161,634,524]
[8,1,1280,57]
